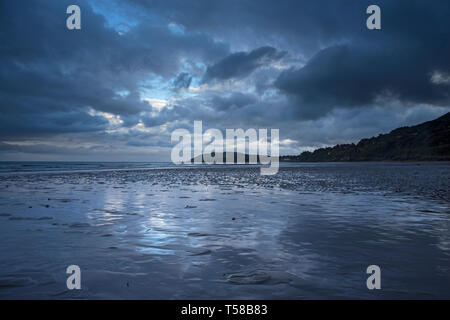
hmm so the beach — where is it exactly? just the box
[0,162,449,299]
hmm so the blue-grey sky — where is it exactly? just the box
[1,0,449,161]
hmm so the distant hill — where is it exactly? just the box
[281,112,450,162]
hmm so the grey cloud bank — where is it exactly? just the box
[0,0,449,160]
[203,46,286,83]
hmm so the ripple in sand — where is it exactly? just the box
[199,198,216,201]
[186,248,212,256]
[226,271,271,285]
[0,277,35,288]
[9,216,33,221]
[69,222,91,228]
[64,230,88,234]
[187,232,210,237]
[0,213,11,217]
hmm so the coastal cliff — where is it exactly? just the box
[282,112,450,162]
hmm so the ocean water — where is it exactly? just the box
[0,162,449,299]
[0,161,176,174]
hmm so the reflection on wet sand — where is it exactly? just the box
[0,163,449,299]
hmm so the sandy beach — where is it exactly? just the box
[0,162,449,299]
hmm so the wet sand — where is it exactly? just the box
[0,163,449,299]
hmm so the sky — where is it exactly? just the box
[0,0,449,161]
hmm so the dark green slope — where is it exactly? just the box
[282,112,450,162]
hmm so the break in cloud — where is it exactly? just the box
[0,0,449,160]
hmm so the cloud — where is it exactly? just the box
[0,0,229,138]
[210,92,258,111]
[1,0,450,160]
[203,46,286,83]
[275,41,450,119]
[127,0,365,55]
[171,72,192,91]
[431,71,450,85]
[272,0,450,119]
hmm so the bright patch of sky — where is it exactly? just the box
[139,76,172,101]
[88,0,153,34]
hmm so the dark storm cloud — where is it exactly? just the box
[0,0,228,138]
[273,1,450,119]
[0,108,109,138]
[130,0,450,118]
[210,92,258,111]
[127,0,363,55]
[141,91,262,130]
[142,91,287,132]
[203,46,286,82]
[1,0,450,159]
[275,43,450,119]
